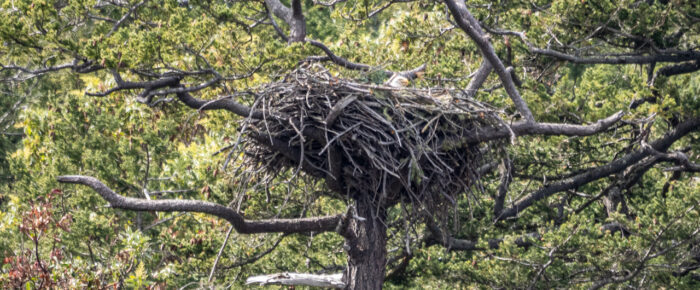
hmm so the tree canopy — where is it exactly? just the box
[1,0,699,288]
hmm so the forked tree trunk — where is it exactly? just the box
[344,196,387,290]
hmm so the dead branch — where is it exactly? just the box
[56,175,342,234]
[444,0,535,123]
[246,272,345,288]
[496,117,700,221]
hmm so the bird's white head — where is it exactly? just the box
[387,74,410,88]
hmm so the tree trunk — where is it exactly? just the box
[344,196,387,290]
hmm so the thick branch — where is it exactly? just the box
[446,110,625,144]
[650,61,700,85]
[265,0,292,23]
[246,273,345,288]
[264,0,306,43]
[573,155,662,215]
[444,0,534,122]
[385,250,413,280]
[85,71,181,97]
[531,48,700,65]
[512,111,625,136]
[496,116,700,221]
[425,219,480,251]
[56,175,341,234]
[84,68,257,117]
[656,61,700,77]
[494,157,512,217]
[464,60,492,98]
[84,70,261,118]
[525,47,700,65]
[175,91,262,118]
[289,0,306,43]
[642,142,700,172]
[267,3,289,42]
[424,220,539,251]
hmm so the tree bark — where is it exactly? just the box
[344,196,387,290]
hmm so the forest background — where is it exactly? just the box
[1,0,699,288]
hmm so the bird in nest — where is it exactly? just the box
[385,73,452,106]
[385,73,410,88]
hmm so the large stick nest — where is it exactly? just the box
[242,66,504,213]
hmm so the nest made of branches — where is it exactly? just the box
[239,65,504,218]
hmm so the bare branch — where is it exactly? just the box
[2,60,101,81]
[529,48,700,65]
[246,272,345,288]
[306,40,374,71]
[463,60,492,98]
[219,234,287,270]
[445,110,625,144]
[265,0,292,24]
[529,227,578,289]
[265,0,424,76]
[513,111,625,136]
[494,156,512,217]
[289,0,306,43]
[208,226,234,282]
[105,0,148,38]
[83,68,260,118]
[444,0,535,122]
[496,116,700,221]
[267,4,289,42]
[264,0,306,43]
[425,220,479,251]
[313,0,346,6]
[85,71,181,97]
[483,25,700,66]
[656,61,700,77]
[650,61,700,86]
[2,63,74,75]
[366,0,418,19]
[56,175,342,234]
[642,142,700,172]
[424,219,539,252]
[0,94,26,129]
[591,205,700,289]
[303,39,426,79]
